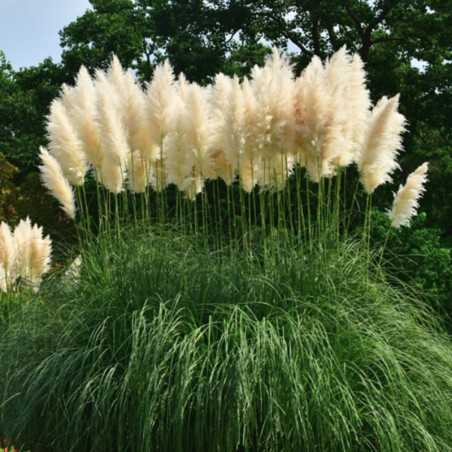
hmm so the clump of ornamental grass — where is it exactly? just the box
[10,46,443,452]
[39,46,425,244]
[0,227,451,451]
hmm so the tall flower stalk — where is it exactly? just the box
[39,47,422,255]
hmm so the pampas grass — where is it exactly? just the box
[389,162,429,228]
[6,46,444,451]
[40,47,403,196]
[358,95,407,194]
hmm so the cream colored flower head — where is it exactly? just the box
[388,162,428,228]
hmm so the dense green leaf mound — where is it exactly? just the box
[1,227,451,451]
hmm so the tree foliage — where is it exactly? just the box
[0,52,66,173]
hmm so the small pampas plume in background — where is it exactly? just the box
[0,218,52,292]
[39,146,77,220]
[46,98,88,186]
[389,162,429,228]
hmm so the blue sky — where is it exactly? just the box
[0,0,91,69]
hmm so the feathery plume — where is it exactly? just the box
[0,221,15,291]
[182,83,213,182]
[10,218,52,290]
[127,150,150,193]
[72,66,104,169]
[164,97,190,192]
[39,146,77,220]
[95,70,130,193]
[358,95,407,194]
[145,60,178,159]
[320,46,353,173]
[389,162,428,228]
[210,73,240,183]
[28,223,52,284]
[12,217,33,281]
[122,70,154,160]
[107,55,126,94]
[240,76,260,192]
[344,54,371,161]
[0,221,15,273]
[251,48,295,188]
[207,73,234,184]
[47,99,88,185]
[293,56,330,182]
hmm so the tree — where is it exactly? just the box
[0,52,66,173]
[59,0,271,83]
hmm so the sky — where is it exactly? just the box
[0,0,92,70]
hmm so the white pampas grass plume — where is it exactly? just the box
[320,47,353,173]
[182,83,213,180]
[28,223,52,282]
[250,48,295,188]
[164,101,190,192]
[107,55,126,93]
[292,48,371,181]
[210,73,242,183]
[72,66,104,169]
[47,98,88,185]
[12,217,32,279]
[39,146,77,220]
[240,77,260,192]
[108,56,153,158]
[344,54,371,161]
[122,70,155,159]
[0,221,15,291]
[145,60,178,161]
[389,162,428,228]
[11,218,52,291]
[0,221,14,272]
[127,150,151,193]
[95,70,130,192]
[293,55,330,182]
[358,94,407,194]
[251,48,295,158]
[12,217,33,280]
